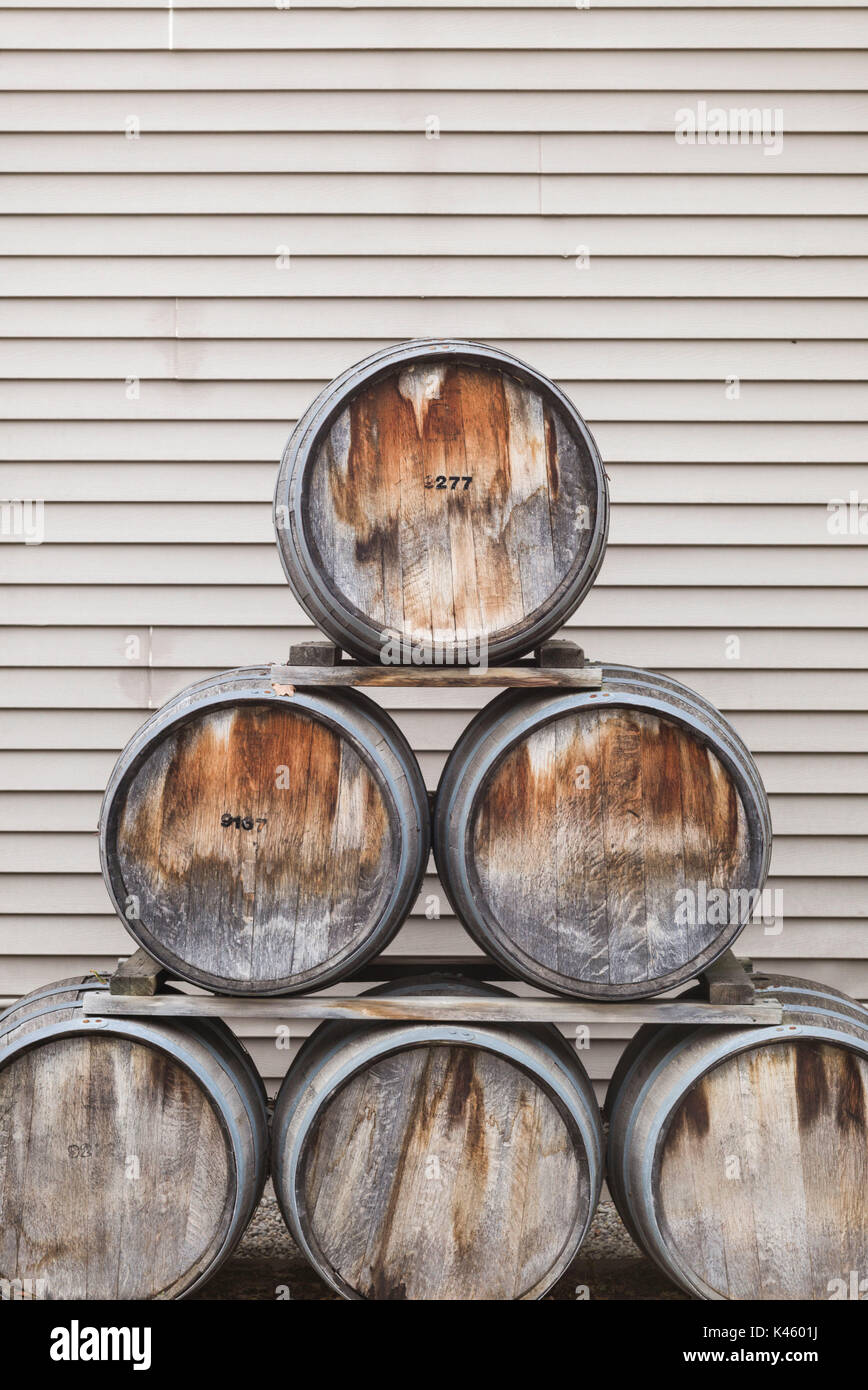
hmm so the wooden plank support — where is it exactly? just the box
[700,950,756,1005]
[109,948,169,997]
[82,991,783,1026]
[270,661,603,690]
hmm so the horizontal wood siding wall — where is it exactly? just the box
[1,0,866,1095]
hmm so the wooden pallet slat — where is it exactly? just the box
[82,989,783,1027]
[109,947,167,997]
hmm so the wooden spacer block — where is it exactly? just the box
[110,947,169,997]
[701,950,756,1005]
[533,639,585,669]
[287,641,340,666]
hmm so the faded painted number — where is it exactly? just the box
[424,475,473,490]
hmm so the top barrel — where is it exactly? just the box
[274,340,609,664]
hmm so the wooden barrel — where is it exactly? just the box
[434,665,771,999]
[99,667,429,995]
[274,339,609,665]
[0,975,268,1300]
[605,974,868,1300]
[271,977,603,1300]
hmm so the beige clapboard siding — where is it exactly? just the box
[10,1,868,10]
[6,175,868,216]
[1,2,864,1086]
[5,258,868,299]
[5,343,868,384]
[1,299,863,339]
[2,9,866,49]
[9,0,868,8]
[5,133,868,174]
[4,50,864,91]
[4,219,868,257]
[1,93,867,133]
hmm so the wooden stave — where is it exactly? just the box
[433,664,772,1001]
[604,974,868,1301]
[98,667,431,995]
[0,975,269,1300]
[271,975,604,1301]
[274,338,609,665]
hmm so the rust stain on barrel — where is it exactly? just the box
[795,1040,832,1129]
[667,1077,711,1144]
[0,1033,234,1300]
[309,360,596,644]
[835,1049,866,1134]
[298,1043,584,1300]
[656,1037,868,1300]
[470,707,753,990]
[112,702,394,986]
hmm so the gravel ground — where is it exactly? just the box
[191,1192,688,1301]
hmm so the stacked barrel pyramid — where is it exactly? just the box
[2,342,866,1301]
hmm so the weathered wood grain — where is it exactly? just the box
[276,344,608,665]
[434,668,771,1000]
[83,989,784,1026]
[101,673,430,995]
[605,974,868,1301]
[309,360,597,652]
[702,950,756,1005]
[115,703,392,988]
[269,663,603,689]
[470,708,752,992]
[659,1040,868,1300]
[110,946,167,996]
[302,1045,583,1301]
[270,980,604,1300]
[0,975,267,1300]
[287,641,339,667]
[534,639,585,669]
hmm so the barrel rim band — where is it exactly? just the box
[0,977,108,1030]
